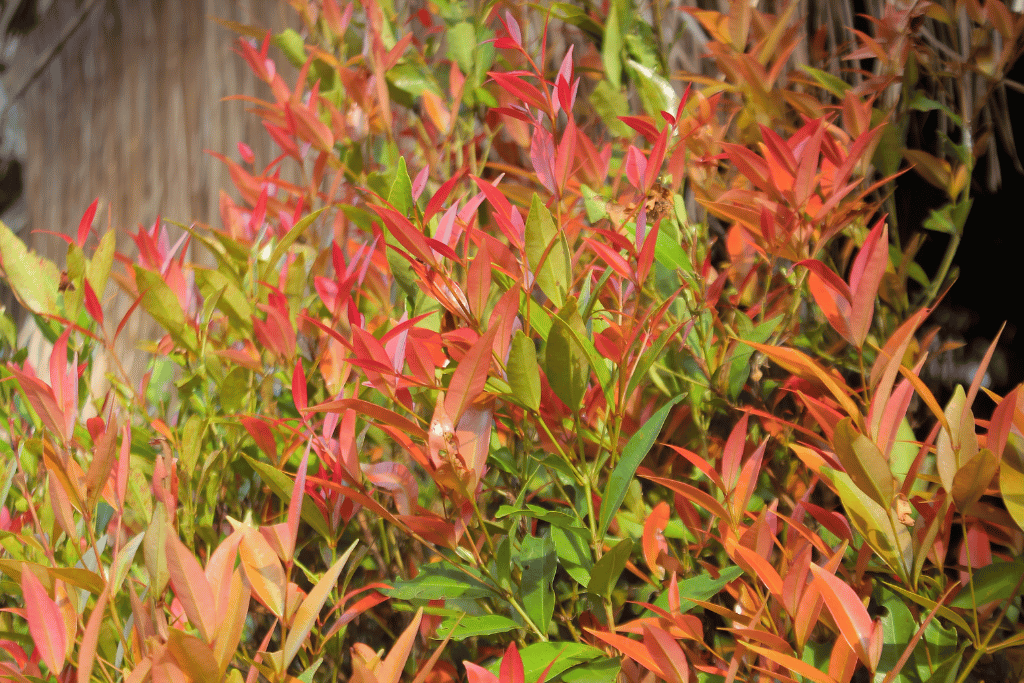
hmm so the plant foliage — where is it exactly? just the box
[2,1,1024,682]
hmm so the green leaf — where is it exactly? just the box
[273,28,307,68]
[519,534,557,634]
[588,538,632,598]
[550,3,604,38]
[134,266,196,352]
[949,558,1024,608]
[507,330,541,411]
[875,585,918,683]
[388,156,414,218]
[589,81,631,138]
[559,656,620,683]
[799,65,850,98]
[833,418,896,509]
[599,396,683,540]
[552,524,593,585]
[601,7,622,90]
[488,642,606,683]
[882,582,972,634]
[86,229,116,295]
[645,566,745,615]
[999,433,1024,531]
[446,22,477,77]
[0,221,60,315]
[244,456,332,540]
[823,466,912,582]
[435,614,518,641]
[526,194,570,307]
[259,206,328,282]
[545,299,590,409]
[194,268,252,330]
[385,562,497,601]
[496,536,513,591]
[626,59,677,120]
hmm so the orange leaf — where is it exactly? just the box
[283,540,359,669]
[643,625,690,683]
[77,587,109,683]
[728,542,783,597]
[743,342,860,419]
[240,529,287,618]
[166,628,220,682]
[21,568,66,675]
[643,502,671,580]
[212,568,250,677]
[741,642,835,683]
[809,564,881,671]
[377,608,424,683]
[586,628,664,678]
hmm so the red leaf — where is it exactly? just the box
[499,642,524,683]
[444,323,500,425]
[77,199,99,248]
[83,279,104,326]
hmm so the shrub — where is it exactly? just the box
[2,1,1024,682]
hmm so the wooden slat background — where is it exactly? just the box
[7,0,296,387]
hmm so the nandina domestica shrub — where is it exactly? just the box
[2,1,1024,682]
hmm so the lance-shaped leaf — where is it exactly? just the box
[823,467,911,582]
[445,322,500,426]
[588,538,632,598]
[499,642,525,683]
[283,540,359,669]
[507,330,541,411]
[936,386,979,494]
[21,568,66,675]
[239,528,286,618]
[545,297,590,410]
[212,568,250,677]
[376,608,424,683]
[77,586,109,683]
[600,396,682,538]
[744,342,860,419]
[952,448,997,512]
[165,534,216,642]
[847,220,888,347]
[643,502,670,580]
[1000,434,1024,531]
[166,628,220,683]
[643,625,690,683]
[832,418,895,509]
[809,563,882,672]
[518,535,556,634]
[525,194,570,307]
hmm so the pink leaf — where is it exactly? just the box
[21,568,66,674]
[848,219,888,347]
[625,146,647,190]
[166,535,216,642]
